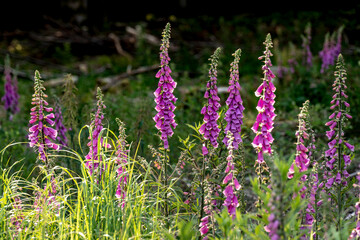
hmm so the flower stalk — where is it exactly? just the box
[223,48,244,150]
[252,33,276,188]
[28,70,59,165]
[323,54,353,231]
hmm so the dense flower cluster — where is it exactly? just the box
[115,118,129,208]
[199,179,216,240]
[319,27,343,73]
[223,49,244,149]
[54,101,68,148]
[324,54,353,190]
[153,23,177,149]
[288,100,310,182]
[252,34,277,164]
[28,70,59,162]
[1,56,19,119]
[301,23,313,69]
[85,88,110,175]
[223,131,241,217]
[199,47,222,153]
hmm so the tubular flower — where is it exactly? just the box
[28,70,59,162]
[288,100,310,181]
[319,27,343,73]
[199,179,216,240]
[223,49,245,149]
[153,22,177,149]
[301,23,313,69]
[252,33,277,165]
[349,174,360,239]
[85,87,110,175]
[324,54,353,190]
[223,131,241,217]
[302,128,319,238]
[199,47,222,153]
[115,118,129,208]
[1,56,19,119]
[265,213,280,240]
[54,101,68,148]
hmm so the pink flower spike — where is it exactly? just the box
[153,23,177,149]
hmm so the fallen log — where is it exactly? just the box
[100,64,159,91]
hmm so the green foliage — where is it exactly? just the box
[0,11,359,240]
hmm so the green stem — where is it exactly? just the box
[199,142,207,225]
[164,148,168,219]
[315,185,318,240]
[337,86,343,236]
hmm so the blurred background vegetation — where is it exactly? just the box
[0,1,359,177]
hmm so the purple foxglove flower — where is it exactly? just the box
[202,144,209,156]
[115,118,129,208]
[28,71,59,162]
[252,34,276,164]
[199,215,209,240]
[319,27,343,73]
[223,49,244,149]
[301,23,313,69]
[54,101,68,149]
[288,101,310,180]
[10,196,24,235]
[199,179,217,239]
[200,47,221,149]
[85,88,110,175]
[1,56,19,120]
[349,174,360,239]
[34,177,59,214]
[287,58,298,74]
[153,23,177,149]
[222,132,241,218]
[264,213,280,240]
[85,88,111,175]
[323,54,353,192]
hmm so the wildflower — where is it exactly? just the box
[28,70,59,162]
[10,197,24,235]
[302,128,319,238]
[54,101,68,148]
[34,177,60,215]
[115,118,129,208]
[199,47,222,152]
[223,131,241,217]
[324,54,353,190]
[319,27,343,73]
[85,87,110,175]
[288,100,310,180]
[301,23,313,69]
[265,188,281,240]
[252,33,276,165]
[223,49,245,149]
[349,174,360,239]
[265,213,280,240]
[153,22,177,149]
[1,55,19,119]
[199,179,216,240]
